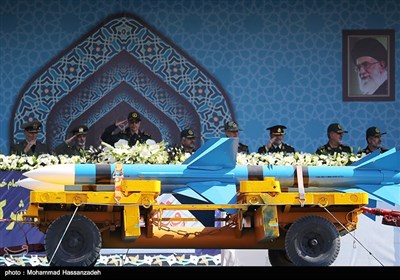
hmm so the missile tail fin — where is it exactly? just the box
[356,184,400,206]
[173,181,237,226]
[349,149,380,166]
[171,188,215,227]
[183,137,238,170]
[354,148,400,171]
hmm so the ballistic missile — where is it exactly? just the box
[22,137,400,209]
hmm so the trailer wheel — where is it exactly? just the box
[268,250,294,266]
[284,215,340,266]
[44,213,102,266]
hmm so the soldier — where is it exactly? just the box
[10,120,50,156]
[101,111,152,147]
[179,128,197,154]
[54,125,90,156]
[258,125,295,154]
[224,121,249,154]
[316,123,352,155]
[357,126,388,155]
[167,128,197,162]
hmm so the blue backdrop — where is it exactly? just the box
[1,0,399,154]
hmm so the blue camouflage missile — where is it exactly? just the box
[23,138,400,207]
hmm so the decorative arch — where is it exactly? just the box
[11,13,235,151]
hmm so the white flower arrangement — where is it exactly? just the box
[0,142,366,171]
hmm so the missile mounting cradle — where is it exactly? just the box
[23,172,368,267]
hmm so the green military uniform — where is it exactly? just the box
[101,112,152,147]
[238,143,250,154]
[167,128,197,161]
[257,125,295,154]
[357,147,388,155]
[315,143,352,155]
[258,143,295,154]
[10,121,49,156]
[357,126,388,155]
[315,123,352,155]
[11,141,49,156]
[54,125,89,156]
[224,121,250,154]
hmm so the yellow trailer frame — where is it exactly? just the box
[23,176,367,261]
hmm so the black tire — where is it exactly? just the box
[268,249,294,266]
[44,213,102,266]
[284,215,340,266]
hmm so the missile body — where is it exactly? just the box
[22,163,394,188]
[21,138,400,206]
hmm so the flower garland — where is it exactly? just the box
[0,141,366,171]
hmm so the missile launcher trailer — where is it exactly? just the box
[23,171,368,267]
[19,139,400,266]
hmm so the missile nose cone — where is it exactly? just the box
[23,164,76,185]
[17,178,65,192]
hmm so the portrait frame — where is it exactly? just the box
[342,29,395,102]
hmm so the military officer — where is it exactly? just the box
[357,126,388,155]
[10,120,50,156]
[54,125,90,156]
[167,128,197,162]
[101,111,152,147]
[258,125,295,154]
[224,121,249,154]
[178,128,197,154]
[316,123,352,155]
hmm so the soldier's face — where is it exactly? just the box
[270,133,283,145]
[225,131,238,138]
[25,131,38,141]
[368,135,382,148]
[128,120,141,132]
[329,131,343,143]
[76,134,86,146]
[182,137,195,149]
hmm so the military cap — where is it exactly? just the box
[127,111,141,122]
[180,128,196,139]
[267,125,287,135]
[351,37,387,64]
[224,121,241,132]
[71,125,88,136]
[22,121,42,133]
[327,123,348,134]
[366,126,386,138]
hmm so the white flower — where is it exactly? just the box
[1,144,364,171]
[114,139,129,147]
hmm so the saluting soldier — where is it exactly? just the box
[54,125,90,156]
[357,126,388,155]
[101,111,152,147]
[316,123,352,155]
[257,125,295,154]
[224,121,249,154]
[10,120,50,156]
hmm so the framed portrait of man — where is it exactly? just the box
[342,29,395,102]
